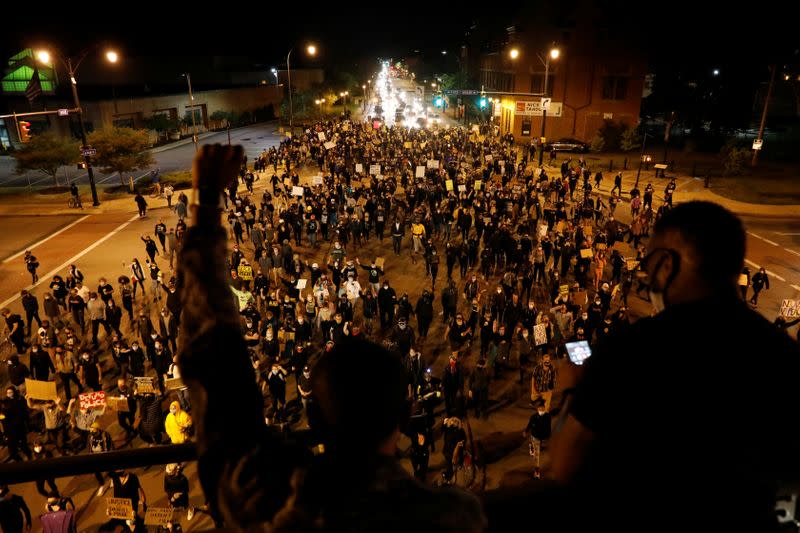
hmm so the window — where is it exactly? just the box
[602,76,628,100]
[530,73,555,95]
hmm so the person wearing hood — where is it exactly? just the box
[164,463,195,522]
[6,354,30,389]
[1,386,32,461]
[165,401,193,444]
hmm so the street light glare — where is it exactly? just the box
[307,44,317,56]
[509,48,520,60]
[550,48,560,60]
[106,51,118,63]
[36,50,51,64]
[442,50,447,55]
[713,69,720,76]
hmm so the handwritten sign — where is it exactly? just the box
[738,274,748,286]
[369,164,381,175]
[296,279,308,290]
[355,163,363,174]
[474,180,482,190]
[107,396,130,412]
[458,184,467,192]
[164,377,185,391]
[625,259,640,271]
[292,186,304,197]
[559,284,569,298]
[533,324,548,346]
[317,132,326,141]
[579,249,594,259]
[145,506,174,526]
[24,379,58,401]
[79,391,107,412]
[134,376,157,395]
[404,141,412,148]
[312,175,323,186]
[375,257,385,270]
[781,300,800,319]
[416,166,426,178]
[427,160,439,169]
[323,141,336,150]
[445,180,453,191]
[106,498,134,520]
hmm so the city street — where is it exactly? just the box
[0,122,284,188]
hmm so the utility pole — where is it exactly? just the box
[185,73,199,151]
[752,64,776,167]
[68,58,100,206]
[635,132,649,189]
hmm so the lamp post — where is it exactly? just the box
[287,43,317,132]
[181,73,199,151]
[635,132,649,189]
[37,47,118,207]
[538,46,560,165]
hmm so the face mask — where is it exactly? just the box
[151,334,157,339]
[34,446,42,453]
[582,314,588,320]
[303,371,311,378]
[399,323,406,330]
[82,355,90,361]
[7,393,14,399]
[537,410,546,417]
[170,408,177,414]
[32,347,38,353]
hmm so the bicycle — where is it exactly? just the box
[67,196,82,209]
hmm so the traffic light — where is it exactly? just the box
[19,120,31,143]
[478,97,487,109]
[434,96,444,108]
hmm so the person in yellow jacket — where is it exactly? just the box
[411,222,426,253]
[237,258,254,291]
[165,401,192,444]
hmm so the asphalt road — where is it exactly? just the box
[0,122,284,188]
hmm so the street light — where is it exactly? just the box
[538,44,560,165]
[181,73,199,152]
[509,48,520,60]
[36,46,119,206]
[287,43,318,131]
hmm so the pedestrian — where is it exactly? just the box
[164,183,174,209]
[165,401,193,444]
[70,181,83,209]
[468,359,491,419]
[164,463,195,522]
[135,192,148,218]
[530,353,556,411]
[523,401,551,471]
[0,485,32,533]
[1,386,32,461]
[31,440,60,497]
[24,250,39,284]
[20,289,41,334]
[2,308,27,354]
[750,267,769,307]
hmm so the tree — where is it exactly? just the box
[720,138,749,176]
[620,126,642,151]
[12,132,79,186]
[143,114,181,141]
[88,128,155,187]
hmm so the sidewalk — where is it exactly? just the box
[542,159,800,219]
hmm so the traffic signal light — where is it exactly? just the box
[434,96,443,108]
[19,121,31,143]
[478,97,487,109]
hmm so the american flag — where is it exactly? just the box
[25,69,42,104]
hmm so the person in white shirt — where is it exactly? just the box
[344,275,362,306]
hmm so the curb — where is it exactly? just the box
[148,132,218,154]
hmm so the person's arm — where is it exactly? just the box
[176,145,273,517]
[17,495,32,530]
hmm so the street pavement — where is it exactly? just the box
[1,123,800,529]
[0,122,284,188]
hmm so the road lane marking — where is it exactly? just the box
[747,231,778,246]
[775,232,800,236]
[0,213,140,309]
[785,249,800,257]
[792,285,800,292]
[2,215,91,264]
[744,259,786,282]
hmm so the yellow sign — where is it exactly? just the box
[25,379,58,401]
[145,507,174,526]
[445,180,453,191]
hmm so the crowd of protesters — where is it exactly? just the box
[1,97,799,531]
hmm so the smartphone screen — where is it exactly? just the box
[565,340,592,365]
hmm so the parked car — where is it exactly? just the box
[545,138,589,152]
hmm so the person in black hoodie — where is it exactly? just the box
[414,289,434,339]
[1,386,31,461]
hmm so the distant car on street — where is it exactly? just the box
[544,138,590,152]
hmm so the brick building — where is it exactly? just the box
[475,15,646,143]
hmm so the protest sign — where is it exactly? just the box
[580,248,594,259]
[145,507,174,526]
[134,377,157,395]
[533,324,548,346]
[107,397,130,412]
[404,141,412,148]
[296,279,308,290]
[369,164,381,175]
[596,243,607,251]
[474,180,482,190]
[458,184,467,192]
[312,175,323,186]
[445,180,453,191]
[323,141,336,150]
[559,284,569,298]
[355,163,363,173]
[416,166,426,178]
[24,379,58,401]
[292,186,304,197]
[165,378,185,391]
[738,274,748,286]
[625,259,640,271]
[79,391,107,412]
[375,257,385,270]
[106,498,134,520]
[317,132,326,141]
[781,300,800,319]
